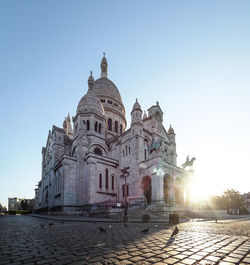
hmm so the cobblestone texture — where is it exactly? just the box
[0,216,250,264]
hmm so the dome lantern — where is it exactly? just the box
[100,52,108,78]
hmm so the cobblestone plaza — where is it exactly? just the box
[0,215,250,264]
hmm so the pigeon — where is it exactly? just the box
[99,226,106,233]
[170,226,179,237]
[141,228,149,233]
[40,224,44,228]
[49,223,55,226]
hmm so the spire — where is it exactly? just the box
[66,113,73,137]
[63,117,67,129]
[88,71,94,90]
[100,52,108,78]
[143,110,147,120]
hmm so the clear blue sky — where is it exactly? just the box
[1,0,250,207]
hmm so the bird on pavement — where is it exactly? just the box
[124,223,129,228]
[141,228,149,233]
[170,226,179,237]
[49,223,55,226]
[99,227,106,233]
[40,224,44,228]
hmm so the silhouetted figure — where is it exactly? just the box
[124,223,129,228]
[171,226,179,237]
[141,228,149,233]
[99,227,106,233]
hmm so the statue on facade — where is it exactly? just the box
[181,155,196,170]
[148,137,163,156]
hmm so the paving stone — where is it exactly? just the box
[163,257,179,264]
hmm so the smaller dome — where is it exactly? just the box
[88,71,94,89]
[168,125,175,135]
[132,98,142,112]
[77,89,104,117]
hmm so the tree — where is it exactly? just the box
[223,189,243,213]
[210,189,243,213]
[21,200,29,211]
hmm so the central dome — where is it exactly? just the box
[93,77,122,103]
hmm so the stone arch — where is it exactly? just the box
[164,174,173,205]
[141,176,152,205]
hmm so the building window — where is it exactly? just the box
[145,149,147,160]
[129,146,130,154]
[107,100,112,104]
[99,123,101,134]
[114,121,118,133]
[87,120,90,131]
[120,124,123,134]
[105,168,108,189]
[100,99,105,103]
[99,174,102,189]
[123,150,125,157]
[112,175,114,190]
[95,122,98,132]
[126,146,128,156]
[114,103,118,107]
[108,118,112,131]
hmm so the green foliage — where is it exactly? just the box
[210,189,243,212]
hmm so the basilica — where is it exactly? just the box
[35,55,186,214]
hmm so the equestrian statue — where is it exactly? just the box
[182,155,196,170]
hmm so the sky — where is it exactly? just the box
[0,0,250,207]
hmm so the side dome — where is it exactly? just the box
[77,88,104,117]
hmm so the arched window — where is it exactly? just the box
[108,118,112,131]
[112,175,114,190]
[98,123,101,134]
[144,149,147,160]
[95,122,98,132]
[126,146,128,156]
[129,146,130,154]
[99,174,102,189]
[114,121,118,133]
[120,124,123,134]
[123,150,125,157]
[105,168,109,189]
[87,120,90,131]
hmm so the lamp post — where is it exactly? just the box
[120,167,130,221]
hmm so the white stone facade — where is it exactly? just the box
[35,55,186,214]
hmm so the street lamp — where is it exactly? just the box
[120,167,130,222]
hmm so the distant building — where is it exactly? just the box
[8,197,34,211]
[35,55,187,214]
[8,197,22,211]
[0,203,7,213]
[241,192,250,211]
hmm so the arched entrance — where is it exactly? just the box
[164,174,173,205]
[141,176,152,205]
